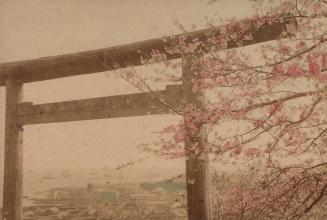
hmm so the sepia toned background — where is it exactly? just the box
[0,0,255,206]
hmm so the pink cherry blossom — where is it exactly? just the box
[287,63,304,77]
[308,56,321,75]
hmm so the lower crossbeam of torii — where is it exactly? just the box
[0,16,295,220]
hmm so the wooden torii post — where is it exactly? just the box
[0,17,293,220]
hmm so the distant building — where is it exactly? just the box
[140,181,186,193]
[97,191,119,201]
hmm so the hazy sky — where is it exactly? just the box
[0,0,255,201]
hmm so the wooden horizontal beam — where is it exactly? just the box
[17,85,184,125]
[0,17,295,86]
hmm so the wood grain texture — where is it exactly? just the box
[3,77,23,220]
[17,85,185,125]
[183,57,211,220]
[0,18,292,86]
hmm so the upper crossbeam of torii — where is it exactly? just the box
[0,16,294,86]
[0,16,295,220]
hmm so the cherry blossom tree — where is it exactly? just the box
[101,0,327,219]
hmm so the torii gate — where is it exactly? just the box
[0,17,293,220]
